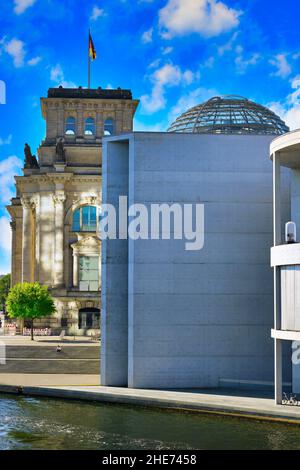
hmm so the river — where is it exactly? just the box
[1,394,300,449]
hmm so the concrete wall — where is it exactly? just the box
[102,132,291,389]
[101,140,130,386]
[290,170,300,393]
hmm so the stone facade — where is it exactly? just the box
[7,87,139,335]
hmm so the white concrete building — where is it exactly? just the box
[101,96,291,390]
[270,129,300,403]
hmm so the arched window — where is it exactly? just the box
[85,117,95,135]
[104,118,114,136]
[72,206,97,232]
[65,116,76,135]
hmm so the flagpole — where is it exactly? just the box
[88,29,91,89]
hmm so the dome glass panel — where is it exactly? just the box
[167,95,289,135]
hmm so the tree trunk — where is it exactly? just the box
[31,320,34,341]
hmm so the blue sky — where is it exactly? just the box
[0,0,300,273]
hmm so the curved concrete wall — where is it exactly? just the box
[102,132,291,389]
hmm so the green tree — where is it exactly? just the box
[0,274,11,314]
[6,282,56,340]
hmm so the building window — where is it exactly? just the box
[78,308,100,329]
[61,317,68,328]
[104,118,114,136]
[72,206,97,232]
[85,117,95,135]
[79,256,99,291]
[65,116,76,135]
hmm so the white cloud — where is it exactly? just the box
[141,28,153,44]
[202,56,215,68]
[50,63,63,82]
[0,156,23,205]
[162,46,173,55]
[50,64,76,88]
[268,76,300,130]
[269,54,292,79]
[0,135,12,146]
[4,38,26,68]
[235,46,260,74]
[14,0,36,14]
[159,0,241,39]
[148,58,161,69]
[27,56,41,66]
[141,63,198,113]
[0,216,12,256]
[217,30,239,55]
[90,5,105,21]
[168,86,219,124]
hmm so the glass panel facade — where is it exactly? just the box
[79,256,99,291]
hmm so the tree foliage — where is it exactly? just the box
[6,283,56,339]
[0,274,11,313]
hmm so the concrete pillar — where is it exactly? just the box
[273,152,281,246]
[273,152,283,405]
[21,196,33,282]
[275,338,283,404]
[53,191,66,287]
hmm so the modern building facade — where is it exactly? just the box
[7,87,139,335]
[270,130,300,403]
[101,96,291,389]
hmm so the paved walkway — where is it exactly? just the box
[0,335,99,346]
[0,374,100,386]
[1,381,300,424]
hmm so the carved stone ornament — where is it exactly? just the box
[53,191,66,205]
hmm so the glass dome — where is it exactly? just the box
[167,95,289,136]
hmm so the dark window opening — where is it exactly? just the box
[78,308,100,329]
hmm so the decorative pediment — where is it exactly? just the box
[71,235,101,254]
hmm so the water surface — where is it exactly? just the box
[1,394,300,450]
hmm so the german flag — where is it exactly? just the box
[89,32,96,61]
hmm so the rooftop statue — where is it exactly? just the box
[24,143,39,169]
[56,138,66,162]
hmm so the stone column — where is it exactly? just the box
[21,197,33,283]
[77,103,84,137]
[73,252,79,287]
[57,103,65,138]
[96,111,103,138]
[53,191,66,287]
[33,194,40,282]
[10,220,16,285]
